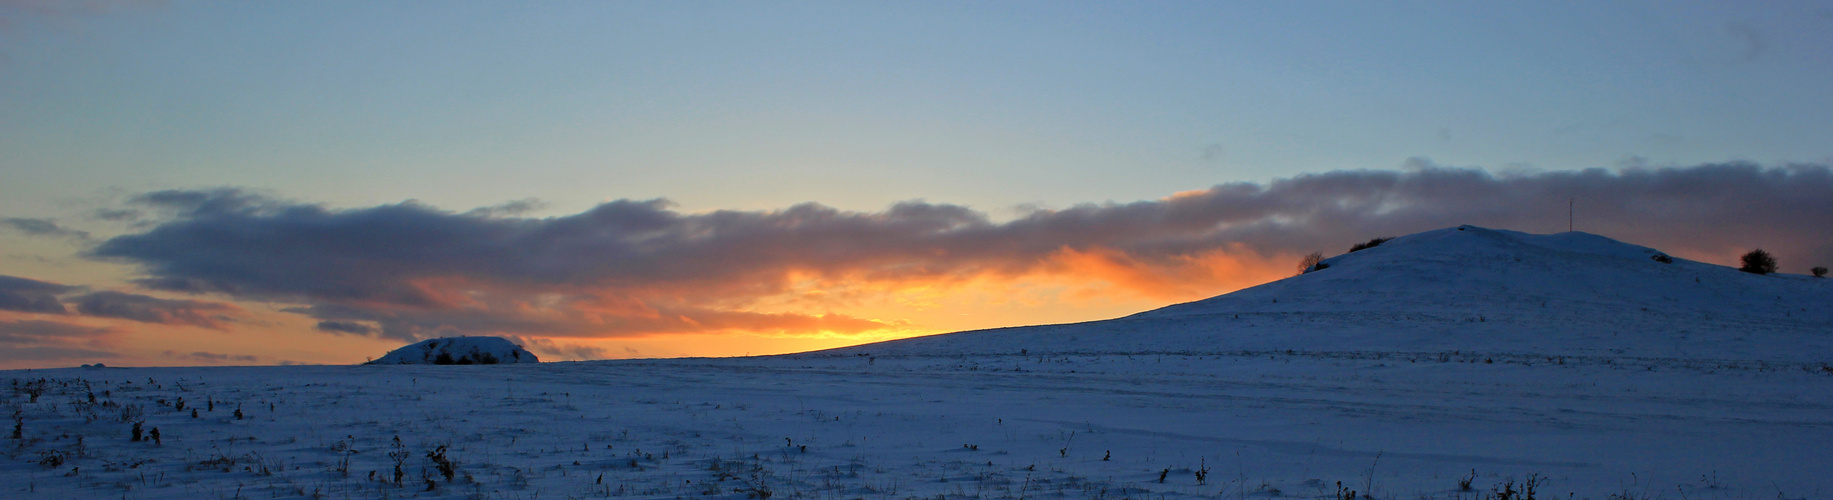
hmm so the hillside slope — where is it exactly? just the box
[824,225,1832,362]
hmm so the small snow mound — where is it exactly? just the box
[367,337,538,365]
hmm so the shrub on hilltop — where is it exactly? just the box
[1347,237,1392,253]
[1813,266,1828,278]
[1298,252,1327,274]
[1738,249,1777,275]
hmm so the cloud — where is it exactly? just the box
[0,345,117,361]
[0,319,117,360]
[507,335,610,361]
[162,350,259,363]
[0,318,110,343]
[0,274,78,313]
[128,187,286,219]
[1201,144,1225,162]
[88,162,1833,342]
[287,299,891,342]
[1,217,91,240]
[1723,22,1766,62]
[314,320,375,335]
[89,208,142,222]
[465,198,548,217]
[70,291,240,328]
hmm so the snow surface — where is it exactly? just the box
[367,336,537,365]
[2,226,1830,499]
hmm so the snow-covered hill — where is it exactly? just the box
[830,225,1832,362]
[366,336,538,365]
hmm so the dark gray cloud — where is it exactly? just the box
[314,320,375,335]
[0,318,111,343]
[162,350,259,363]
[70,291,239,328]
[0,345,118,361]
[130,188,284,218]
[465,198,548,217]
[289,300,887,342]
[87,162,1833,343]
[0,274,78,314]
[0,319,117,361]
[90,208,142,222]
[1,217,91,240]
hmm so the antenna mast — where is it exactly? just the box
[1568,198,1573,232]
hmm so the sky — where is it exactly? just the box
[2,1,1832,368]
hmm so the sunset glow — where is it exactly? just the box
[3,2,1832,368]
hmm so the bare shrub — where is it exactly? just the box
[1739,249,1777,275]
[1348,237,1392,253]
[1298,252,1325,275]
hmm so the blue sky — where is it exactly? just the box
[6,1,1831,217]
[3,1,1832,367]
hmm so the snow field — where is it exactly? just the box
[5,226,1828,499]
[4,349,1831,499]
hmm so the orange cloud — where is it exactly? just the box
[666,244,1295,354]
[1040,245,1291,302]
